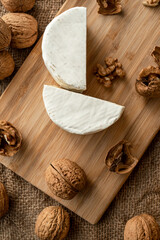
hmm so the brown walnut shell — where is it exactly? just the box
[2,13,38,49]
[97,0,122,15]
[0,18,11,50]
[0,120,22,157]
[0,51,15,80]
[1,0,35,12]
[124,213,160,240]
[152,46,160,67]
[35,206,70,240]
[45,159,87,200]
[105,140,138,174]
[0,182,9,218]
[135,66,160,98]
[143,0,159,7]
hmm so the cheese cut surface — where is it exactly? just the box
[42,7,87,92]
[43,85,125,135]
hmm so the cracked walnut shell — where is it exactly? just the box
[97,0,122,15]
[0,120,22,157]
[136,66,160,98]
[0,51,15,80]
[45,159,87,200]
[0,182,9,218]
[1,0,35,12]
[2,13,38,49]
[105,140,138,174]
[152,46,160,67]
[124,213,160,240]
[143,0,160,7]
[0,18,11,51]
[35,206,70,240]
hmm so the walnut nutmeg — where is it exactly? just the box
[124,213,160,240]
[35,206,70,240]
[2,13,38,49]
[1,0,36,12]
[45,159,87,200]
[0,18,11,51]
[0,182,9,218]
[0,51,15,80]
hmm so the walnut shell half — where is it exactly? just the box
[105,140,138,174]
[0,51,15,80]
[35,206,70,240]
[0,182,9,218]
[2,13,38,49]
[124,213,160,240]
[135,66,160,98]
[45,159,87,200]
[0,120,22,157]
[152,46,160,67]
[143,0,159,7]
[1,0,35,12]
[0,18,11,50]
[97,0,122,15]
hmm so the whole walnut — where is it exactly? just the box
[35,206,70,240]
[45,159,87,200]
[0,182,9,218]
[0,51,15,80]
[2,13,38,49]
[124,213,160,240]
[1,0,35,12]
[0,18,11,51]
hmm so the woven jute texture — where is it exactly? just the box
[0,1,160,239]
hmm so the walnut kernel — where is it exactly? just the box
[35,206,70,240]
[94,57,125,88]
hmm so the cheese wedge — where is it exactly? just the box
[43,85,125,135]
[42,7,87,92]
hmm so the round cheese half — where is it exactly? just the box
[42,7,87,92]
[43,85,125,135]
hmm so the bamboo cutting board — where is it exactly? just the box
[0,0,160,224]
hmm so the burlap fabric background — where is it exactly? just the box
[0,1,160,239]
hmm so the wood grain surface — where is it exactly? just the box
[0,0,160,224]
